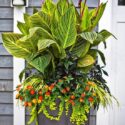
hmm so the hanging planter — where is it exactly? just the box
[2,0,118,125]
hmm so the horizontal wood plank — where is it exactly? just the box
[0,8,13,19]
[0,56,13,67]
[0,68,13,80]
[0,20,13,32]
[0,116,13,125]
[0,80,13,91]
[0,104,13,115]
[0,44,10,55]
[0,92,13,103]
[89,116,96,125]
[0,0,11,7]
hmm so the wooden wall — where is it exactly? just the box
[0,0,98,125]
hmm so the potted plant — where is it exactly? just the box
[2,0,117,125]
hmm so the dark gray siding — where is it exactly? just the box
[0,0,13,125]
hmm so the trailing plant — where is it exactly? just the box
[2,0,117,125]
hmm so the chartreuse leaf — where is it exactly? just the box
[90,3,107,30]
[30,11,51,32]
[71,40,90,57]
[38,39,61,53]
[53,7,77,48]
[93,29,116,46]
[17,14,30,35]
[77,55,95,67]
[27,53,52,73]
[41,0,56,16]
[80,31,97,44]
[17,27,53,52]
[2,33,31,58]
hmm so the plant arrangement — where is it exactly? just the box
[2,0,117,125]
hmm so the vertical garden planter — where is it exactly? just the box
[2,0,117,125]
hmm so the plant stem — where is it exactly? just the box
[78,0,82,7]
[81,0,87,18]
[95,0,101,16]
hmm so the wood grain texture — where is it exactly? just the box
[0,20,13,32]
[0,56,13,67]
[0,92,13,103]
[0,116,13,125]
[0,68,13,80]
[0,8,13,19]
[0,80,13,91]
[0,104,13,115]
[0,0,11,7]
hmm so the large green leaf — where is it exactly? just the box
[30,11,51,32]
[27,53,52,73]
[93,30,116,46]
[80,31,97,44]
[41,0,56,16]
[17,14,30,35]
[38,39,60,53]
[17,27,53,52]
[2,33,31,58]
[53,7,77,48]
[77,54,95,67]
[71,40,90,57]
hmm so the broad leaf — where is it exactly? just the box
[30,11,51,32]
[71,40,90,57]
[77,54,95,67]
[80,31,97,44]
[2,33,31,58]
[38,39,60,53]
[53,7,77,48]
[27,53,52,73]
[42,0,56,16]
[17,27,53,52]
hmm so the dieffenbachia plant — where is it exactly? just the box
[2,0,117,125]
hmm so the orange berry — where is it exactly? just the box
[85,86,90,91]
[71,101,75,106]
[32,99,37,104]
[81,93,85,98]
[88,97,94,102]
[30,89,35,95]
[70,95,75,100]
[45,91,51,96]
[17,84,22,88]
[79,98,84,102]
[28,102,32,107]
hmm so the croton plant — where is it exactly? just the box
[2,0,117,125]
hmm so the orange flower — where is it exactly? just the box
[68,100,75,106]
[58,79,63,82]
[92,93,96,96]
[17,84,22,88]
[16,87,21,91]
[44,85,49,89]
[45,91,51,96]
[88,97,94,102]
[38,96,43,101]
[81,93,85,98]
[79,98,84,102]
[19,96,23,101]
[16,93,20,99]
[66,87,70,92]
[61,89,67,94]
[24,102,28,107]
[85,86,90,91]
[38,100,42,104]
[32,99,37,104]
[30,89,35,95]
[27,85,33,90]
[70,95,75,100]
[28,102,32,107]
[38,90,42,95]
